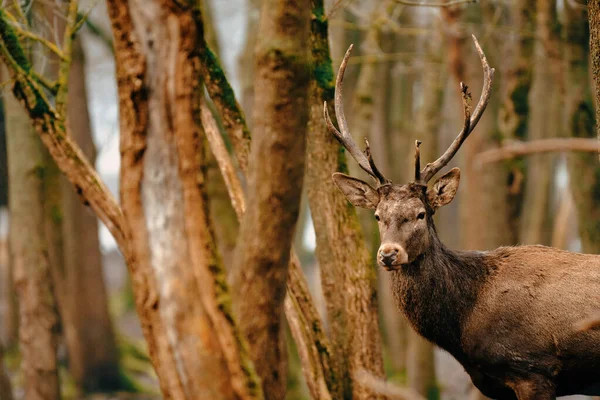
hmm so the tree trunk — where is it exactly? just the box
[230,1,311,398]
[305,2,386,399]
[4,77,60,400]
[497,0,536,244]
[0,343,13,400]
[106,2,262,398]
[564,2,600,254]
[0,3,263,398]
[57,36,122,391]
[518,0,559,246]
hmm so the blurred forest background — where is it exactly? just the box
[0,0,599,399]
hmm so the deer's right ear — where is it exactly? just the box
[332,173,380,209]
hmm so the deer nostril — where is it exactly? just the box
[380,248,398,258]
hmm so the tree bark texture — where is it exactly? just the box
[589,0,600,153]
[0,3,261,399]
[4,81,60,400]
[58,36,122,391]
[306,2,386,399]
[564,3,600,253]
[230,1,311,398]
[497,0,536,244]
[107,1,262,398]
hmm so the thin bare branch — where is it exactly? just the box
[56,0,79,115]
[419,34,494,183]
[394,0,477,7]
[474,138,600,166]
[8,22,66,61]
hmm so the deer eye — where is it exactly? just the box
[417,211,426,220]
[375,214,380,221]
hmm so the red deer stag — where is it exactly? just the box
[325,35,600,400]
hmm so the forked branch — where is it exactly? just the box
[419,34,494,183]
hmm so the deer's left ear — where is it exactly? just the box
[427,168,460,210]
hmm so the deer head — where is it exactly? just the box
[325,35,494,271]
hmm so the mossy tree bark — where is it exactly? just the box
[229,1,311,398]
[0,2,262,398]
[106,1,262,398]
[564,3,600,253]
[305,2,386,399]
[4,78,60,400]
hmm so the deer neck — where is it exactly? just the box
[389,227,492,356]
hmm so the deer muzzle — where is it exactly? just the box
[378,243,409,270]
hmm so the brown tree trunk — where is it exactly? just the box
[564,2,600,254]
[0,343,13,400]
[0,3,262,399]
[4,77,60,400]
[58,36,122,391]
[107,2,262,398]
[230,1,311,398]
[497,0,536,244]
[305,2,386,399]
[519,0,559,246]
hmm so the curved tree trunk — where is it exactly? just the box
[230,1,311,398]
[306,2,386,399]
[4,76,60,400]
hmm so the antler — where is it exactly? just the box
[324,45,390,186]
[418,35,495,183]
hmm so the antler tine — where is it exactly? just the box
[324,45,389,185]
[414,140,422,182]
[420,35,495,183]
